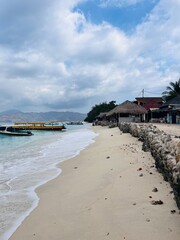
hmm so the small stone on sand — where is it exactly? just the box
[152,187,158,192]
[151,200,164,205]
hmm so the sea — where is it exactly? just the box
[0,123,97,240]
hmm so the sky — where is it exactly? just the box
[0,0,180,113]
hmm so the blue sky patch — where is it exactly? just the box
[74,0,159,33]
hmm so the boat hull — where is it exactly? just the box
[13,126,65,130]
[0,130,33,136]
[13,122,66,131]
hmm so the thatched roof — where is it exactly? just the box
[106,106,120,116]
[106,100,147,116]
[96,112,108,119]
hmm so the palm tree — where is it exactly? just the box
[162,79,180,101]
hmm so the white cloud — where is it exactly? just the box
[99,0,144,8]
[133,0,180,78]
[0,0,179,112]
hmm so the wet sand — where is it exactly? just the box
[10,126,180,240]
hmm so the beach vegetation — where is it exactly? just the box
[84,101,117,122]
[162,79,180,101]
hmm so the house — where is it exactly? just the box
[106,100,147,123]
[94,112,108,125]
[96,112,108,121]
[135,97,163,109]
[135,97,163,122]
[159,95,180,124]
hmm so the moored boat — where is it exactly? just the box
[0,126,33,136]
[66,121,83,125]
[13,121,66,131]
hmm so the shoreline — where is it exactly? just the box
[10,126,180,240]
[1,127,96,240]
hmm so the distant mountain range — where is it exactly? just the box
[0,110,87,123]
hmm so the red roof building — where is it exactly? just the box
[135,97,163,110]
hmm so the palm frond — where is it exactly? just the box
[162,79,180,101]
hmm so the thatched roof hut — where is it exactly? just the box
[96,112,108,119]
[106,106,119,117]
[106,100,147,116]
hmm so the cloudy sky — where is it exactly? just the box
[0,0,180,113]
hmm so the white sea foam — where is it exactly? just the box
[0,126,97,240]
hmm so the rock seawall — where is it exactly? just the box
[119,122,180,209]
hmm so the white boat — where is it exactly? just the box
[0,126,33,136]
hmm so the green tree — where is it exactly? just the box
[162,79,180,101]
[85,101,117,123]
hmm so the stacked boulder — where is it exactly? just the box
[119,122,180,209]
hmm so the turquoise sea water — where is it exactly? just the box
[0,123,96,240]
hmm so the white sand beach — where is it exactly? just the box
[10,126,180,240]
[150,123,180,137]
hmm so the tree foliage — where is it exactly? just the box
[162,79,180,101]
[84,101,117,123]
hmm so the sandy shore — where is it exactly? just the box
[149,123,180,137]
[10,126,180,240]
